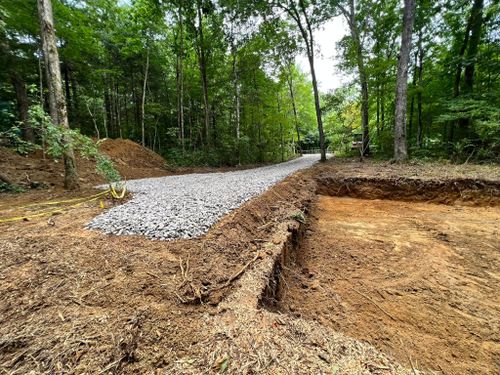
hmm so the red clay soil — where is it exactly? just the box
[0,169,319,374]
[1,156,499,374]
[275,195,500,375]
[98,138,166,170]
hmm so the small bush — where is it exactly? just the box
[28,105,122,183]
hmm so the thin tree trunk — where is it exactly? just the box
[10,72,35,143]
[37,0,79,189]
[464,0,483,93]
[70,71,79,120]
[308,54,326,161]
[340,0,369,155]
[109,79,115,137]
[104,84,112,136]
[376,83,380,137]
[124,84,130,134]
[102,99,109,138]
[416,37,424,148]
[286,64,301,153]
[38,52,46,159]
[277,93,284,162]
[38,51,44,105]
[211,103,217,146]
[196,1,210,147]
[131,74,140,138]
[116,84,122,138]
[236,88,241,161]
[453,18,472,97]
[393,0,416,161]
[177,1,185,151]
[141,48,150,147]
[63,63,72,122]
[381,81,385,131]
[231,35,241,164]
[280,1,326,161]
[408,51,418,138]
[85,101,100,140]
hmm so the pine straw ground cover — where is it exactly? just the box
[1,158,498,374]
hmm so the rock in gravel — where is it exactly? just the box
[87,155,319,240]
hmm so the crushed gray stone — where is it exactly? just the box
[86,155,319,240]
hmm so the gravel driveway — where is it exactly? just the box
[87,155,319,240]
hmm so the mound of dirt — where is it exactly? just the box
[0,138,169,191]
[98,138,165,169]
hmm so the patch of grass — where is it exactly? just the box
[290,210,306,224]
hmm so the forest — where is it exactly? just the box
[0,0,499,173]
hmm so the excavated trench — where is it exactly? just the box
[260,177,499,375]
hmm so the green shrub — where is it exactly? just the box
[28,105,122,183]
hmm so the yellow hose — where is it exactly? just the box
[19,190,110,208]
[0,186,126,224]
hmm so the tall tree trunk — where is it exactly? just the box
[416,38,424,148]
[308,53,326,161]
[277,93,285,162]
[63,63,72,123]
[102,99,109,138]
[85,100,100,140]
[104,84,112,137]
[408,50,418,138]
[196,0,210,147]
[231,40,241,163]
[340,0,369,155]
[393,0,416,161]
[116,84,122,138]
[235,85,241,164]
[70,71,79,119]
[376,83,380,137]
[286,64,301,153]
[109,79,116,137]
[280,1,326,161]
[141,48,150,147]
[131,73,140,138]
[453,18,472,97]
[38,52,47,158]
[177,1,185,151]
[37,0,79,190]
[10,72,35,143]
[381,80,385,131]
[464,0,483,93]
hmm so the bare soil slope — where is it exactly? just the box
[0,138,169,191]
[275,196,500,374]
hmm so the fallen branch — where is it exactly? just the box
[176,252,263,304]
[212,252,262,292]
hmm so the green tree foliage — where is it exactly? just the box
[333,0,499,161]
[0,0,320,167]
[0,0,498,165]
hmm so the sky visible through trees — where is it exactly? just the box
[297,17,352,92]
